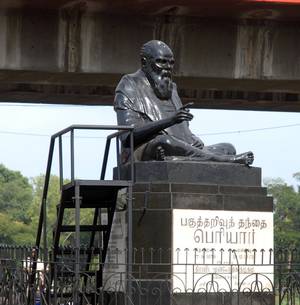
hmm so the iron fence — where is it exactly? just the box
[1,246,300,305]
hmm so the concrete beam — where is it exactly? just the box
[1,70,300,111]
[1,9,300,111]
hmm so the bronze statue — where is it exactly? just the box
[114,40,254,165]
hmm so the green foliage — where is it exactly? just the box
[0,164,96,246]
[0,164,34,244]
[0,164,63,245]
[0,213,34,244]
[0,164,33,223]
[265,174,300,249]
[293,172,300,182]
[28,174,62,241]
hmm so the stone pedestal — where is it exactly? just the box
[119,161,262,186]
[110,161,274,305]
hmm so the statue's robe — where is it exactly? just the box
[114,69,198,161]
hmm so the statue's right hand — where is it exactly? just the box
[172,109,193,124]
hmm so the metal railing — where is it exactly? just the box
[35,124,134,253]
[1,246,300,305]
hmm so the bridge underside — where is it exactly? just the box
[2,71,300,112]
[1,1,300,111]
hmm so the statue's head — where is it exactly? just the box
[140,40,175,100]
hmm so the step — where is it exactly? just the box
[61,180,130,204]
[59,200,115,209]
[55,270,98,277]
[59,225,108,232]
[48,291,98,298]
[55,248,102,255]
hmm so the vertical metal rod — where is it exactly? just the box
[35,137,55,248]
[43,198,47,263]
[116,136,121,179]
[59,136,63,190]
[42,198,47,305]
[130,132,134,182]
[74,182,81,305]
[100,139,111,180]
[71,129,75,181]
[53,263,57,305]
[127,130,134,305]
[127,184,133,305]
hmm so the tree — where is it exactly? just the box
[28,174,62,240]
[265,175,300,249]
[0,164,33,223]
[293,172,300,184]
[0,164,34,243]
[0,213,34,244]
[0,165,95,245]
[0,166,64,245]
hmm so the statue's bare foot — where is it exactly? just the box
[232,151,254,166]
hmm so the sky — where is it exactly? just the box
[0,103,299,186]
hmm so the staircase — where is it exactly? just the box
[28,125,134,305]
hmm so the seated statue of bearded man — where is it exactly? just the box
[114,40,254,165]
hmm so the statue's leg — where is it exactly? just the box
[203,143,236,156]
[141,135,202,161]
[141,135,253,165]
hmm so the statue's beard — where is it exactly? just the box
[146,70,173,100]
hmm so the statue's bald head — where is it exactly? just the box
[140,40,174,61]
[140,40,175,100]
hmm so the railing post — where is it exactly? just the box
[116,136,121,179]
[59,135,63,190]
[70,129,75,181]
[74,182,81,305]
[130,131,134,183]
[42,198,47,305]
[100,138,111,180]
[127,130,134,305]
[43,198,48,264]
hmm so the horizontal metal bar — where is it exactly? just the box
[62,179,131,188]
[106,129,131,140]
[59,201,115,209]
[55,248,102,255]
[51,124,134,139]
[60,225,108,232]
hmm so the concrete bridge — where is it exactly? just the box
[1,0,300,111]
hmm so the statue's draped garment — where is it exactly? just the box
[114,69,198,160]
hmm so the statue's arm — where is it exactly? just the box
[115,93,193,148]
